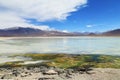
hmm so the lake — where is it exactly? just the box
[0,37,120,55]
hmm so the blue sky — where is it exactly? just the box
[0,0,120,32]
[39,0,120,32]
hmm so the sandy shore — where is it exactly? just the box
[0,67,120,80]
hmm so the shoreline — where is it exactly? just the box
[0,36,120,40]
[0,53,120,80]
[0,53,120,69]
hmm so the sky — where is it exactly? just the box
[0,0,120,32]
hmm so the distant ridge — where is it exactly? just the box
[0,27,120,37]
[0,27,74,37]
[102,29,120,36]
[0,27,45,37]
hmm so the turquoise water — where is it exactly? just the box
[0,37,120,55]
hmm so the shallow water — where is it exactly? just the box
[0,56,31,64]
[0,37,120,55]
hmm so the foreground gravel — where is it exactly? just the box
[0,67,120,80]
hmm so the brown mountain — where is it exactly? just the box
[102,29,120,36]
[0,27,76,37]
[0,27,120,37]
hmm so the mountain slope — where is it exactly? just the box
[0,27,74,37]
[0,27,46,36]
[102,29,120,36]
[0,27,120,36]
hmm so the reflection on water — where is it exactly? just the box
[0,56,31,64]
[0,37,120,55]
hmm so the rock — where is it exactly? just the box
[0,74,3,79]
[40,68,48,73]
[66,69,74,75]
[33,68,41,73]
[1,73,13,79]
[38,77,55,80]
[12,69,20,77]
[43,70,58,75]
[65,74,72,79]
[54,68,65,75]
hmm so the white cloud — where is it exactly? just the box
[86,24,94,28]
[62,30,69,33]
[0,0,87,29]
[0,11,51,30]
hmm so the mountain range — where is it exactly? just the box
[0,27,120,37]
[102,29,120,36]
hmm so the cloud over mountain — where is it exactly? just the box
[0,0,87,29]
